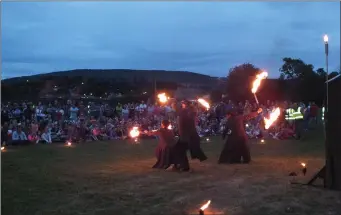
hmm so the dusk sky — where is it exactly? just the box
[2,1,340,79]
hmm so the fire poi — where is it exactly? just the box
[251,71,268,104]
[129,126,140,143]
[66,141,72,147]
[264,107,281,129]
[197,98,210,110]
[157,93,169,104]
[1,146,5,151]
[167,124,172,130]
[199,200,211,215]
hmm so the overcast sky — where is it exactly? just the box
[2,1,340,79]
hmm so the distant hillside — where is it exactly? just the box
[2,69,219,86]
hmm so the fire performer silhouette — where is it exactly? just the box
[218,107,263,164]
[173,100,207,171]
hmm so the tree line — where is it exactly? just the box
[221,57,340,105]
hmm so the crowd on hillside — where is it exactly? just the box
[1,98,322,146]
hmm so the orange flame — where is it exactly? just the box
[264,107,281,129]
[198,98,210,110]
[252,71,268,93]
[301,163,306,167]
[67,141,72,146]
[1,146,5,151]
[167,124,173,130]
[200,200,211,211]
[129,127,140,138]
[157,93,168,103]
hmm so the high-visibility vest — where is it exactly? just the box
[285,108,295,120]
[291,107,304,120]
[322,107,325,121]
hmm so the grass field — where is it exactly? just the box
[2,129,341,215]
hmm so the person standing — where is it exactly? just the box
[218,108,263,164]
[173,100,207,172]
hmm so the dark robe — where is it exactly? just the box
[218,111,259,164]
[152,128,176,169]
[174,107,207,170]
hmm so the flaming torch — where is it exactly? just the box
[264,107,281,129]
[129,126,140,143]
[167,124,173,130]
[198,98,210,110]
[251,71,268,104]
[301,163,307,176]
[199,200,211,215]
[157,93,169,104]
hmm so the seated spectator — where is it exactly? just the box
[40,127,52,144]
[11,125,30,145]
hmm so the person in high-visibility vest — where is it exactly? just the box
[291,103,304,139]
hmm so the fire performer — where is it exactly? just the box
[173,100,207,171]
[218,107,263,164]
[145,120,177,169]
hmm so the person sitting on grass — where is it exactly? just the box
[11,125,30,145]
[40,126,52,144]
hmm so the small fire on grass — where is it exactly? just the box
[206,138,210,142]
[199,200,211,215]
[1,146,5,151]
[301,162,307,175]
[260,139,265,144]
[66,141,72,147]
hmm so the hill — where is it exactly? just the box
[2,69,218,86]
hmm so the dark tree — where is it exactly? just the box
[226,63,260,102]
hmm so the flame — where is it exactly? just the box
[301,162,306,167]
[198,98,210,110]
[261,139,265,143]
[324,34,328,43]
[167,124,173,130]
[252,71,268,93]
[129,127,140,138]
[157,93,168,103]
[264,107,281,129]
[200,200,211,211]
[67,141,72,146]
[1,146,5,151]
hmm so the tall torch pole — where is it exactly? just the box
[324,34,329,111]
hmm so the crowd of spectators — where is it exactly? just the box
[1,98,322,146]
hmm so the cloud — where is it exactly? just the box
[1,1,340,79]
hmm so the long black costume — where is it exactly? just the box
[173,103,207,171]
[218,110,259,164]
[152,128,177,169]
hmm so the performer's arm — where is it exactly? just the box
[243,108,263,121]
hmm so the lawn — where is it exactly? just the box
[2,129,340,215]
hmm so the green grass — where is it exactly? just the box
[2,129,340,215]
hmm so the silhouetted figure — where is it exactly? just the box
[218,108,262,164]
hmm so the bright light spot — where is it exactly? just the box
[200,200,211,211]
[67,141,72,146]
[324,34,329,43]
[1,146,5,151]
[301,162,306,167]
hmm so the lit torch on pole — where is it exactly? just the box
[251,71,268,105]
[199,200,211,215]
[301,162,307,176]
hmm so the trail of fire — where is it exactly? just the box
[197,98,210,110]
[264,107,281,129]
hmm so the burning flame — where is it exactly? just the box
[301,163,306,167]
[1,146,5,151]
[264,107,281,129]
[157,93,168,103]
[252,71,268,93]
[261,139,265,143]
[67,141,72,146]
[129,127,140,138]
[198,98,210,110]
[200,200,211,211]
[167,124,172,130]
